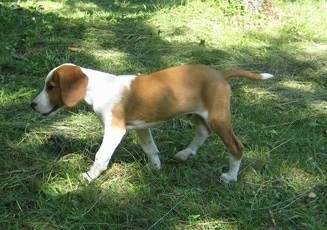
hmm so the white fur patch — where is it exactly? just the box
[126,120,160,129]
[81,67,137,119]
[220,154,241,183]
[260,73,274,80]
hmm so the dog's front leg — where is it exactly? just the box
[135,128,161,170]
[82,127,126,182]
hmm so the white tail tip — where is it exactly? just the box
[261,73,274,80]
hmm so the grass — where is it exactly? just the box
[1,0,326,229]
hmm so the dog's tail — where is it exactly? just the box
[222,70,274,80]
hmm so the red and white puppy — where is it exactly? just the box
[31,64,273,183]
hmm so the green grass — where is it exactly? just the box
[1,0,326,229]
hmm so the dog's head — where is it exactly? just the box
[31,64,88,117]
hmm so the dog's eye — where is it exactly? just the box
[46,85,54,91]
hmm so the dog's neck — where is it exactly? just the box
[81,67,136,116]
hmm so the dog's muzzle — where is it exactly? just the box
[30,102,38,111]
[30,102,60,116]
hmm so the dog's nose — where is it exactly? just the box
[30,102,37,110]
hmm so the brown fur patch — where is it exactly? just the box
[101,65,265,159]
[49,65,88,108]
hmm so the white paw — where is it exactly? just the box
[220,173,237,184]
[81,172,94,182]
[174,148,195,161]
[147,159,161,170]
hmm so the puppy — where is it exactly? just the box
[31,64,273,183]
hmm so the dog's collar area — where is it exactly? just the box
[42,105,60,116]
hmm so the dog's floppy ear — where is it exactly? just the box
[56,65,88,107]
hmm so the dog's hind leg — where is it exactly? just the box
[174,114,211,161]
[208,113,244,183]
[136,128,161,170]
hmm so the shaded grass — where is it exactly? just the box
[1,0,327,229]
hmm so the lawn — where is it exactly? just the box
[0,0,326,229]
